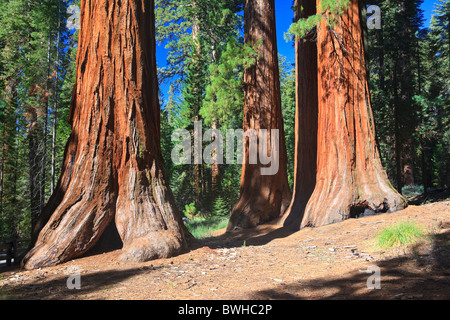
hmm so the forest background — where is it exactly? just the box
[0,0,448,242]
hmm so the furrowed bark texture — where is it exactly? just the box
[22,0,189,270]
[227,0,291,231]
[300,0,406,228]
[282,0,319,229]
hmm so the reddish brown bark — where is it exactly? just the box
[22,0,190,270]
[282,0,319,229]
[300,0,406,228]
[227,0,291,231]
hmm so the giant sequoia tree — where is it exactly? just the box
[284,0,406,228]
[227,0,291,231]
[22,0,190,270]
[301,0,406,227]
[282,0,318,228]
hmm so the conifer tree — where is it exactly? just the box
[23,0,192,269]
[227,0,292,230]
[285,0,406,228]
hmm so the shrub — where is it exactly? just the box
[183,202,199,219]
[212,196,230,216]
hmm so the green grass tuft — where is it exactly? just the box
[375,221,425,249]
[186,216,230,239]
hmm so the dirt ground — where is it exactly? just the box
[1,201,449,300]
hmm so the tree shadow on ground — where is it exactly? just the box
[407,188,450,206]
[200,223,298,249]
[251,230,450,300]
[0,264,164,300]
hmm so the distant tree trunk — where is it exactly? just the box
[28,106,41,235]
[0,80,16,222]
[39,34,52,214]
[2,80,20,239]
[282,0,318,229]
[51,7,61,195]
[191,15,205,205]
[194,116,204,203]
[0,142,4,218]
[227,0,291,231]
[23,0,191,270]
[300,0,406,228]
[50,87,58,195]
[211,121,220,193]
[393,56,403,194]
[378,29,385,91]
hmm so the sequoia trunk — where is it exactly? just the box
[300,0,406,228]
[282,0,319,229]
[22,0,190,269]
[227,0,291,231]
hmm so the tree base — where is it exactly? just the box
[119,232,183,263]
[300,181,407,229]
[227,190,291,231]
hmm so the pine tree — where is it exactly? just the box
[0,0,66,240]
[279,55,296,190]
[414,0,450,190]
[156,0,245,215]
[367,0,425,193]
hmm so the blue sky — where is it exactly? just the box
[157,0,439,103]
[422,0,439,24]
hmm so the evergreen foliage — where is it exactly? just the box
[0,0,77,242]
[0,0,447,242]
[367,0,449,193]
[286,0,351,39]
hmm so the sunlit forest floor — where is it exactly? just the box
[1,200,449,300]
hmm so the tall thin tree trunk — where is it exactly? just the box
[28,107,41,234]
[10,134,18,238]
[417,37,429,194]
[2,80,19,239]
[282,0,318,229]
[23,0,191,270]
[191,12,205,205]
[1,80,16,225]
[393,57,403,194]
[211,121,220,193]
[227,0,291,231]
[300,0,406,228]
[51,4,61,195]
[377,29,385,92]
[40,34,52,213]
[0,138,4,218]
